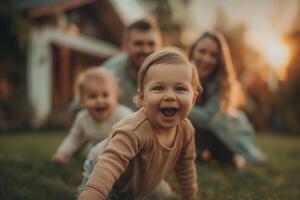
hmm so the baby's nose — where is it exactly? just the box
[96,97,105,104]
[163,91,176,101]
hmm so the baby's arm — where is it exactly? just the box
[77,139,108,195]
[78,131,139,200]
[174,127,198,199]
[52,115,86,164]
[52,152,70,165]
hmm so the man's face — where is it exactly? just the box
[125,29,161,72]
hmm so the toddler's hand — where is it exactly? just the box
[233,154,246,170]
[52,153,70,165]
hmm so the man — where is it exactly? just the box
[102,17,162,110]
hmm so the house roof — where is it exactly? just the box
[46,28,120,57]
[14,0,93,11]
[14,0,96,18]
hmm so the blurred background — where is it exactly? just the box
[0,0,299,199]
[0,0,299,132]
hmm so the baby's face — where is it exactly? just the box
[81,80,118,121]
[140,63,196,131]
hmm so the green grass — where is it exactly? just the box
[0,132,83,200]
[0,132,299,200]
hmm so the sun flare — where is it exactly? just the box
[258,37,290,81]
[264,38,290,69]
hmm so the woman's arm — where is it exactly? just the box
[189,93,220,129]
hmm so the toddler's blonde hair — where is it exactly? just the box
[74,67,119,102]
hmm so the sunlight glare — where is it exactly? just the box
[263,38,290,81]
[264,39,289,69]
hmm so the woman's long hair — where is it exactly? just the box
[189,32,243,113]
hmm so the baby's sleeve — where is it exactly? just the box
[56,113,86,156]
[174,122,198,199]
[78,131,140,200]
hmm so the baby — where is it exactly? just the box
[78,47,202,199]
[52,67,132,165]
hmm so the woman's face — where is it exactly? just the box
[191,37,219,80]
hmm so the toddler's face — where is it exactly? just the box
[192,37,219,80]
[81,80,117,121]
[140,63,196,131]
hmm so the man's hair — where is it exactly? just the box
[123,17,161,41]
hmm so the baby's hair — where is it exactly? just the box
[135,47,202,106]
[74,67,119,102]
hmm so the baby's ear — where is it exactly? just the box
[192,91,198,105]
[133,89,143,108]
[79,98,86,108]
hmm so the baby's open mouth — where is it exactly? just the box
[160,107,178,117]
[95,107,107,112]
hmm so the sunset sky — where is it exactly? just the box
[187,0,299,68]
[112,0,299,69]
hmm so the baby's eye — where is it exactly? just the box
[88,93,97,99]
[210,52,217,59]
[176,86,188,91]
[152,85,164,91]
[102,92,109,98]
[198,48,206,54]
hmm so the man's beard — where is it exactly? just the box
[132,53,149,72]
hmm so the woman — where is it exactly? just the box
[188,32,266,169]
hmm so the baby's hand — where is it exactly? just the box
[52,153,70,165]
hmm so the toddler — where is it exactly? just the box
[52,67,132,165]
[78,47,202,199]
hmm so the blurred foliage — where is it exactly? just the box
[0,96,33,131]
[140,0,187,46]
[0,10,33,131]
[275,8,300,133]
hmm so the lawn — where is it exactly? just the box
[0,131,299,200]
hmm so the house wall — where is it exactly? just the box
[27,28,52,127]
[27,26,120,127]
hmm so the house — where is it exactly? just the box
[1,0,144,127]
